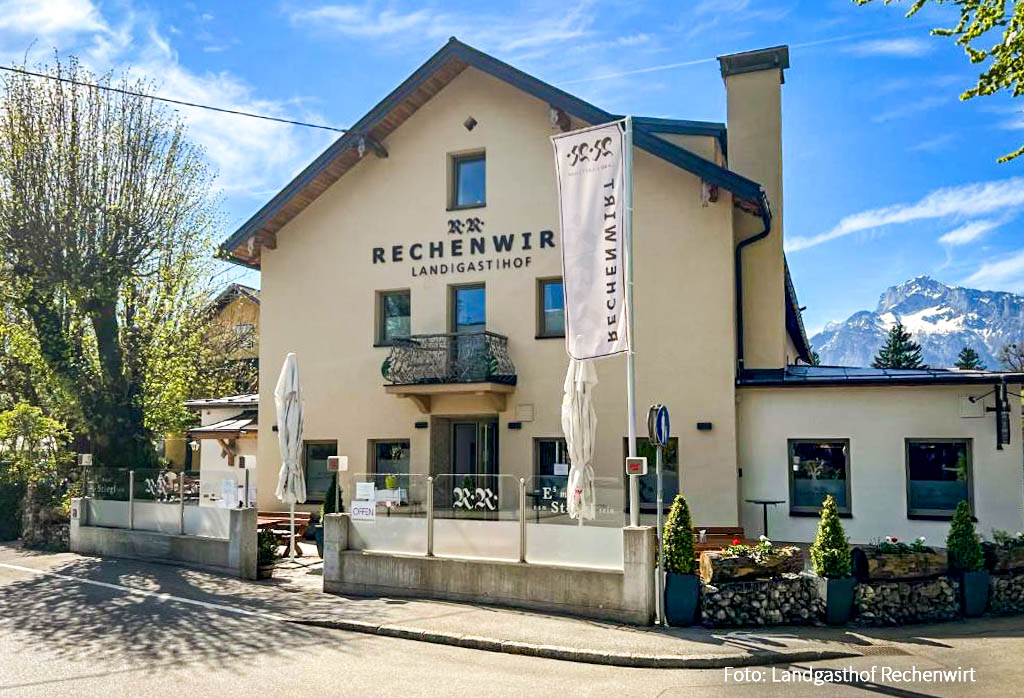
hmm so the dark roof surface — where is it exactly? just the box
[188,410,258,436]
[739,365,1024,387]
[185,394,259,409]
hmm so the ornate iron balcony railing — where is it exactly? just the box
[382,331,517,386]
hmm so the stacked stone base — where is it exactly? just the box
[700,573,823,627]
[854,577,959,625]
[990,571,1024,613]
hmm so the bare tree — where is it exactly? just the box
[999,342,1024,372]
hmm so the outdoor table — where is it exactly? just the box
[745,499,785,539]
[257,516,304,556]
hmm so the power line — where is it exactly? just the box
[0,64,347,133]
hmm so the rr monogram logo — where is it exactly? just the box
[566,137,613,166]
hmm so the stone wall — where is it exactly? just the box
[854,577,959,625]
[700,573,823,627]
[990,572,1024,613]
[21,482,69,551]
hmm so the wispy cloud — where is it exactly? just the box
[938,219,1002,246]
[0,0,107,35]
[907,133,955,152]
[963,249,1024,291]
[872,96,946,123]
[787,178,1024,252]
[844,37,933,57]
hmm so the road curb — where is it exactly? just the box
[290,617,865,668]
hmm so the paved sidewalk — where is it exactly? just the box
[3,544,1020,669]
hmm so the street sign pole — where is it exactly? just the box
[648,403,670,626]
[624,116,639,529]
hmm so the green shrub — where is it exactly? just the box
[809,494,851,578]
[662,493,697,575]
[257,529,279,566]
[320,472,343,518]
[947,500,984,573]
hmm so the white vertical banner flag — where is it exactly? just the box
[552,121,630,360]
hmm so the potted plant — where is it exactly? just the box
[257,528,279,579]
[810,495,855,624]
[947,500,988,617]
[662,493,700,625]
[315,472,343,558]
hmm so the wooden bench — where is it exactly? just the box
[258,511,312,556]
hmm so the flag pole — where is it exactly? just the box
[624,116,639,529]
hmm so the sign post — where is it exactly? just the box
[648,403,670,626]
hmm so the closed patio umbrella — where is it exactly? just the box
[561,358,597,524]
[274,352,306,559]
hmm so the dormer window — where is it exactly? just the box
[450,152,485,209]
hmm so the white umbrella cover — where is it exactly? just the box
[274,352,305,558]
[561,358,597,522]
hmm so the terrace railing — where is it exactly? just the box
[381,331,517,385]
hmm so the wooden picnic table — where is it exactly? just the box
[257,512,311,557]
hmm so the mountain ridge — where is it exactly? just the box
[809,276,1024,369]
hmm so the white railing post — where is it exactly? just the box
[179,474,185,535]
[518,477,526,564]
[244,469,251,508]
[426,476,434,557]
[128,470,135,530]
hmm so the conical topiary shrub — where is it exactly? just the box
[946,500,989,617]
[663,493,697,575]
[810,495,851,578]
[662,493,699,626]
[809,494,855,624]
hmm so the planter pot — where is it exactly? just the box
[983,544,1024,573]
[851,547,947,581]
[257,564,276,580]
[314,524,325,559]
[699,548,802,584]
[664,573,700,626]
[815,576,855,625]
[958,570,990,617]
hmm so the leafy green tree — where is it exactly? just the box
[0,402,69,483]
[947,500,985,572]
[855,0,1024,161]
[0,57,244,465]
[955,346,985,369]
[662,493,698,574]
[809,495,852,578]
[872,322,926,368]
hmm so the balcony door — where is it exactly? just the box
[450,284,486,382]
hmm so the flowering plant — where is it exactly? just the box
[722,535,795,564]
[991,529,1024,550]
[874,535,932,554]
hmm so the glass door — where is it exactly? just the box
[450,284,485,382]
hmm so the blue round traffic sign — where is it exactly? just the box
[647,404,670,447]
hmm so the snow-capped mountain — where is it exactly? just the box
[810,276,1024,369]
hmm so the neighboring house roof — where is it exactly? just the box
[632,116,728,157]
[738,365,1024,387]
[218,37,767,269]
[212,283,260,311]
[187,410,258,437]
[185,394,259,409]
[784,257,812,363]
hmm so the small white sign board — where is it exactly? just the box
[355,482,376,501]
[553,463,569,476]
[377,488,402,503]
[327,455,349,472]
[351,500,376,522]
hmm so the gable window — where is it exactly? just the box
[788,439,851,515]
[622,437,679,514]
[906,439,972,518]
[304,441,337,503]
[377,290,410,345]
[234,322,255,349]
[450,152,485,209]
[537,278,565,338]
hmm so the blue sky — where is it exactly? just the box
[2,0,1023,335]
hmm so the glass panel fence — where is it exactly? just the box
[524,475,625,569]
[346,473,429,555]
[80,468,130,528]
[432,474,521,561]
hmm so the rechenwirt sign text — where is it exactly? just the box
[371,217,556,277]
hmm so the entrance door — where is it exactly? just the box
[451,420,497,477]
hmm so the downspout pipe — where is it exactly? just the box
[734,190,772,378]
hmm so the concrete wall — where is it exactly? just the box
[69,498,257,579]
[737,386,1024,544]
[323,514,656,624]
[256,65,742,527]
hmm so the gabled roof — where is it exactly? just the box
[784,257,812,363]
[219,37,766,268]
[212,283,260,310]
[187,410,258,437]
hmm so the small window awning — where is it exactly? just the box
[187,410,258,439]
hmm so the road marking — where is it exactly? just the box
[0,562,289,622]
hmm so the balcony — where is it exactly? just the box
[381,331,517,413]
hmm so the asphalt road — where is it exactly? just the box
[1,549,1023,697]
